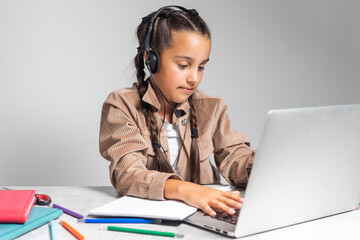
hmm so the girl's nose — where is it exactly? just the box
[187,69,200,86]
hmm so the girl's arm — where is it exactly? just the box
[100,91,181,200]
[164,179,243,216]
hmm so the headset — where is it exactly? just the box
[143,5,198,119]
[144,5,198,74]
[141,5,199,160]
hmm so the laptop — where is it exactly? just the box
[185,104,360,237]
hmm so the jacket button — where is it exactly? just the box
[181,119,187,126]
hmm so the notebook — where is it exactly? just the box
[0,190,36,223]
[185,104,360,237]
[0,206,63,240]
[89,196,197,221]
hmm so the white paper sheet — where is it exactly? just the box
[89,196,197,221]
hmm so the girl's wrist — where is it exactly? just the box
[164,179,194,202]
[164,179,181,200]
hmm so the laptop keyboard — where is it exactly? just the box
[204,209,240,225]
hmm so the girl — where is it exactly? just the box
[99,6,255,217]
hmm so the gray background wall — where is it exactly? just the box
[1,0,359,186]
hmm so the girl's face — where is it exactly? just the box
[152,31,211,105]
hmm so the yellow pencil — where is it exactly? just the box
[60,220,86,240]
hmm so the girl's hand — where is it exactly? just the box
[164,179,243,217]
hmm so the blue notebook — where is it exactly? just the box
[0,207,63,240]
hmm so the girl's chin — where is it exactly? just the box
[171,97,190,105]
[170,90,194,104]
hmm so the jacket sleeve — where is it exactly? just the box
[212,99,255,187]
[99,92,181,200]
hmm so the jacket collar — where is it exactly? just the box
[140,80,191,116]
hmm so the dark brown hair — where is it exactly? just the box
[134,8,211,183]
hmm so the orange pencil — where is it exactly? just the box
[60,220,86,240]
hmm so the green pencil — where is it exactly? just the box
[104,225,184,238]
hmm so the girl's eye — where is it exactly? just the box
[178,64,188,69]
[198,66,205,71]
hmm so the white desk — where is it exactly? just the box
[7,186,360,240]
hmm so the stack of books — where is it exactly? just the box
[0,189,63,240]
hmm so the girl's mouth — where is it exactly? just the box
[180,87,193,93]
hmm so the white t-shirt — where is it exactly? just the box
[163,121,180,173]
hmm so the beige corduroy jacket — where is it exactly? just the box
[99,82,255,200]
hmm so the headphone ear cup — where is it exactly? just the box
[148,49,160,74]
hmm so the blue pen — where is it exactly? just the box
[77,218,162,224]
[49,220,57,240]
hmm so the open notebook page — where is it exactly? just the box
[89,196,197,221]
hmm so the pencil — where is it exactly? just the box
[78,218,158,224]
[49,220,57,240]
[52,203,84,219]
[60,220,86,240]
[104,225,184,238]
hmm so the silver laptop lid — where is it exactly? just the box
[235,104,360,237]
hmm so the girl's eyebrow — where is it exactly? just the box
[175,56,210,64]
